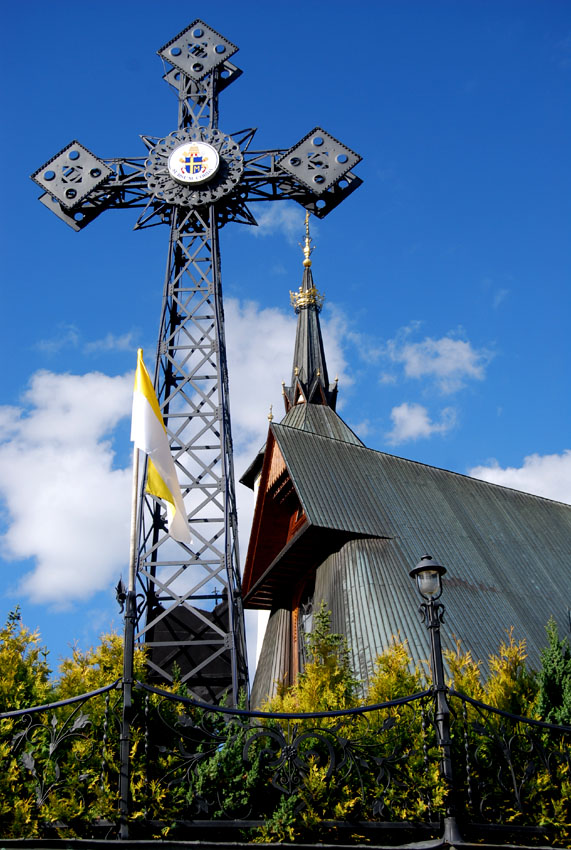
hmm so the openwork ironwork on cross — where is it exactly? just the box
[31,20,362,704]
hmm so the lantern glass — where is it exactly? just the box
[417,569,441,599]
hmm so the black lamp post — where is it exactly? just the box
[409,554,462,845]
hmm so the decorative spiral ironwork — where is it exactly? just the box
[145,127,243,207]
[0,682,121,838]
[135,684,437,826]
[1,682,568,844]
[449,690,571,830]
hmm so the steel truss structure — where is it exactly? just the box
[31,20,362,704]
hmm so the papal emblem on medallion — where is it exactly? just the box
[167,141,220,185]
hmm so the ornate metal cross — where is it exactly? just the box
[31,20,362,704]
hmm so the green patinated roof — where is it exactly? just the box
[272,421,571,542]
[280,403,364,445]
[254,420,571,689]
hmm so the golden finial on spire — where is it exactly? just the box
[289,212,325,312]
[268,404,274,422]
[302,211,313,268]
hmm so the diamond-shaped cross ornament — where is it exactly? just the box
[31,20,362,229]
[278,128,361,195]
[31,141,112,208]
[158,20,238,81]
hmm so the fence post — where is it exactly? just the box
[424,597,463,844]
[119,589,136,839]
[119,443,141,838]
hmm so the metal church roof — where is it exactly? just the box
[240,404,362,492]
[249,418,571,701]
[280,403,364,445]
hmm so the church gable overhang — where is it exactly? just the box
[242,428,310,598]
[239,443,266,491]
[243,525,356,609]
[271,424,396,538]
[241,419,391,609]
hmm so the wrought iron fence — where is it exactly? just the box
[0,680,569,845]
[0,681,121,839]
[130,683,441,842]
[448,690,571,846]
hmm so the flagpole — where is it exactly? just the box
[120,440,141,838]
[128,445,140,593]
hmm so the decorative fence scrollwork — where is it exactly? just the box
[132,683,442,840]
[0,681,121,839]
[0,680,569,845]
[449,690,571,845]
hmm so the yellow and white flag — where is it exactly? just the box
[131,349,191,544]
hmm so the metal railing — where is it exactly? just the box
[0,681,121,840]
[0,678,569,845]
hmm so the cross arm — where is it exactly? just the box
[31,141,153,231]
[239,127,362,219]
[241,148,362,219]
[32,126,363,231]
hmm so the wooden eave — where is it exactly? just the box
[242,426,302,597]
[243,524,353,609]
[242,421,359,607]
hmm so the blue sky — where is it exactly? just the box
[0,0,569,671]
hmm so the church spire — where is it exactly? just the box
[283,213,338,412]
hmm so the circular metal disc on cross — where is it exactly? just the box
[31,19,362,704]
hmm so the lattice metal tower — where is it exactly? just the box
[31,20,362,703]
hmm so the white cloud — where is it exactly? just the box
[347,419,372,438]
[385,327,492,394]
[386,402,456,445]
[83,332,136,354]
[36,325,138,357]
[0,370,132,605]
[320,316,354,391]
[493,288,509,309]
[225,299,295,443]
[248,204,306,242]
[36,324,80,354]
[468,450,571,504]
[0,406,22,441]
[0,295,353,619]
[325,306,383,367]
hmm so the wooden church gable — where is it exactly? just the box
[242,429,309,603]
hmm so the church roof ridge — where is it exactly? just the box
[275,405,364,447]
[273,423,571,509]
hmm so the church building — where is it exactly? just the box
[240,217,571,707]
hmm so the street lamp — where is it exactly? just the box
[409,553,446,601]
[409,553,462,845]
[409,553,448,699]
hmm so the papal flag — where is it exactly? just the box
[131,349,191,544]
